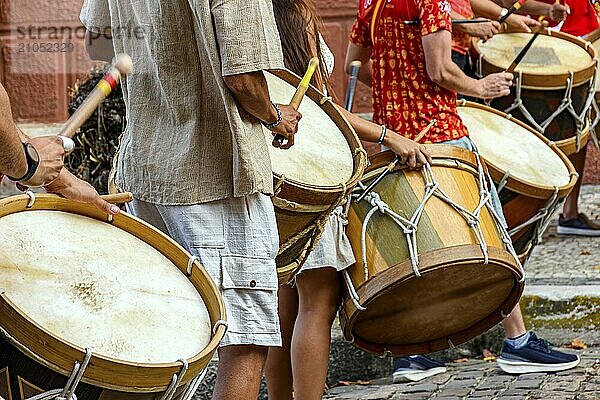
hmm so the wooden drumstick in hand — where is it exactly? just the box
[59,54,133,141]
[272,57,320,147]
[498,0,528,23]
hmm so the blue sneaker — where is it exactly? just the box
[392,355,447,383]
[497,332,580,374]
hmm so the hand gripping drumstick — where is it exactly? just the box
[345,61,362,111]
[498,0,528,23]
[506,19,548,73]
[59,54,133,149]
[355,119,437,204]
[272,57,320,146]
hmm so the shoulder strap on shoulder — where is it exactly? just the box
[370,0,388,45]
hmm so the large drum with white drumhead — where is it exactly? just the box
[263,70,367,284]
[474,29,597,155]
[457,101,577,260]
[0,194,226,400]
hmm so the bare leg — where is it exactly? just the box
[213,345,268,400]
[291,268,340,400]
[501,303,527,339]
[265,284,299,400]
[562,145,587,219]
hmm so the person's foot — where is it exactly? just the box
[392,355,447,383]
[557,213,600,236]
[497,332,580,374]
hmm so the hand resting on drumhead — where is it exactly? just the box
[479,72,513,99]
[422,29,512,100]
[44,169,121,215]
[336,105,432,168]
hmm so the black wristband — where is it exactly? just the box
[261,102,282,130]
[7,142,39,182]
[377,125,387,145]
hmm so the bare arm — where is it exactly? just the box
[85,29,115,62]
[0,84,28,178]
[223,72,301,149]
[470,0,540,32]
[492,0,568,21]
[336,105,431,168]
[345,43,373,87]
[422,29,512,99]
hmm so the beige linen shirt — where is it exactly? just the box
[81,0,284,204]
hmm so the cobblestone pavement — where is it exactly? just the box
[324,348,600,399]
[525,185,599,286]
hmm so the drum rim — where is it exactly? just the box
[457,100,578,199]
[473,29,598,89]
[268,69,367,196]
[584,28,600,44]
[0,194,227,392]
[339,245,524,357]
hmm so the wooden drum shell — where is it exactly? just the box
[268,70,367,284]
[0,194,227,399]
[341,146,524,357]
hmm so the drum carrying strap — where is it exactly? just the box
[370,0,388,45]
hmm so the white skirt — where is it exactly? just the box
[300,207,356,273]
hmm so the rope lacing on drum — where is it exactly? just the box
[497,171,511,194]
[186,255,198,276]
[158,359,189,400]
[27,348,93,400]
[508,187,560,247]
[504,69,596,153]
[181,368,209,400]
[355,155,495,279]
[25,190,36,208]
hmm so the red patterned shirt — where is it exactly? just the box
[350,0,469,143]
[535,0,599,36]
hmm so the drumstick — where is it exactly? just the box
[498,0,528,23]
[506,19,548,73]
[403,18,492,25]
[272,57,320,146]
[100,192,133,204]
[345,60,362,111]
[355,119,436,204]
[59,54,133,139]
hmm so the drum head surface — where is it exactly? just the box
[263,71,354,186]
[478,33,591,74]
[0,211,212,364]
[458,106,570,187]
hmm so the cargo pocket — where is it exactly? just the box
[220,255,279,335]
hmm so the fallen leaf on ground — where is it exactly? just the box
[453,358,469,363]
[564,338,587,349]
[592,265,600,271]
[580,250,591,255]
[482,349,497,362]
